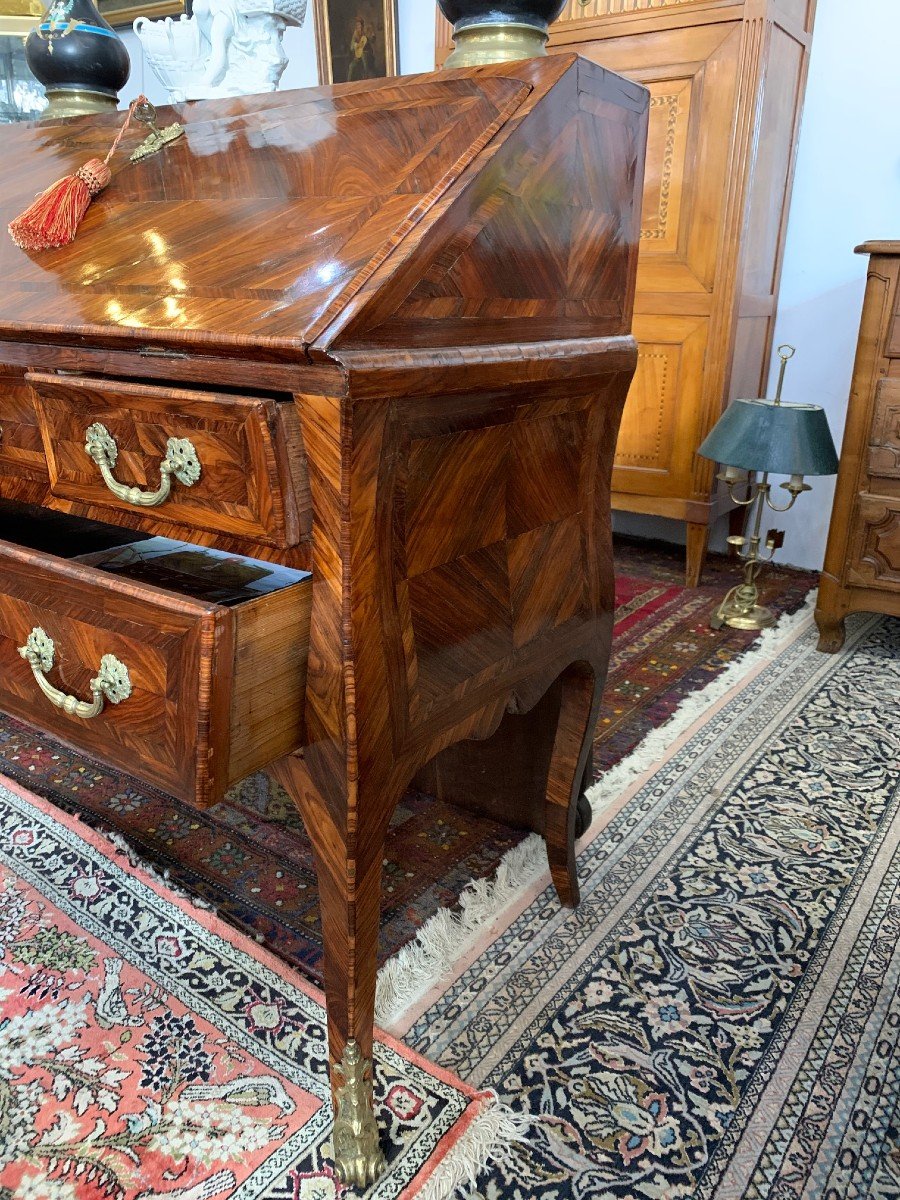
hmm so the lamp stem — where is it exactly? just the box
[712,474,776,630]
[773,343,795,406]
[746,472,768,559]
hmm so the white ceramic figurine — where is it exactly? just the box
[134,0,307,101]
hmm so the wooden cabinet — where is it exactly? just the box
[817,243,900,647]
[437,0,816,584]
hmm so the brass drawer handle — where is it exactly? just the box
[84,422,201,508]
[18,627,132,719]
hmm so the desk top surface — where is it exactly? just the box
[0,54,647,365]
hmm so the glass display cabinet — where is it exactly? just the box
[0,0,45,121]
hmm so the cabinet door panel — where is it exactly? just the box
[572,22,741,299]
[557,0,739,18]
[868,380,900,480]
[612,315,707,493]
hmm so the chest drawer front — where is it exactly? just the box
[869,379,900,479]
[29,374,302,548]
[846,495,900,591]
[0,372,47,481]
[0,540,227,804]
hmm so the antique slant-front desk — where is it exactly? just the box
[0,56,647,1183]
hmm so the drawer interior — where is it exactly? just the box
[0,500,309,605]
[0,498,150,557]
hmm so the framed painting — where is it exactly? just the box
[314,0,397,85]
[97,0,183,27]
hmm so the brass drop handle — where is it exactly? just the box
[18,627,132,720]
[84,422,201,507]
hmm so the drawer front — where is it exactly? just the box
[0,539,229,805]
[869,379,900,479]
[847,494,900,591]
[0,370,47,481]
[29,373,302,548]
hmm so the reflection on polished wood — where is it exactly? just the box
[0,56,647,1180]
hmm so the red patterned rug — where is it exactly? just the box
[0,776,498,1200]
[0,537,815,987]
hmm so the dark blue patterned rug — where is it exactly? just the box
[404,614,900,1199]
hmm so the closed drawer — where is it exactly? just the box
[846,493,900,591]
[0,504,310,807]
[869,379,900,479]
[28,372,306,548]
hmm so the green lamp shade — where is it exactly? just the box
[698,398,839,476]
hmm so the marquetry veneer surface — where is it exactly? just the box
[29,373,305,548]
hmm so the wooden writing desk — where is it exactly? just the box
[0,56,647,1183]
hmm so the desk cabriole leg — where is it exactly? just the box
[543,662,599,909]
[271,752,388,1188]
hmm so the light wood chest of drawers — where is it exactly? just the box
[816,242,900,648]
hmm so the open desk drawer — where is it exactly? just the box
[0,506,310,807]
[27,372,305,548]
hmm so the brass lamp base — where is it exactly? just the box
[710,580,776,631]
[714,602,776,631]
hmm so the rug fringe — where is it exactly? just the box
[585,588,817,819]
[103,830,216,912]
[375,836,547,1024]
[416,1093,534,1200]
[374,590,817,1027]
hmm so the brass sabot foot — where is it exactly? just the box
[332,1040,387,1188]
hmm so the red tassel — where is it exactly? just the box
[8,95,150,253]
[8,158,112,251]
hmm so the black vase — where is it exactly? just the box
[26,0,131,119]
[437,0,568,67]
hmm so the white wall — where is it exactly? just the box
[117,1,900,571]
[759,0,900,569]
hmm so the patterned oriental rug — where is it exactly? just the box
[0,538,815,990]
[396,613,900,1200]
[0,778,510,1200]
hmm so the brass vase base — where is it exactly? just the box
[331,1040,386,1188]
[42,89,119,120]
[444,22,549,67]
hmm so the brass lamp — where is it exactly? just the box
[698,345,839,631]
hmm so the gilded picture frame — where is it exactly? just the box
[314,0,397,85]
[0,0,41,36]
[97,0,184,27]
